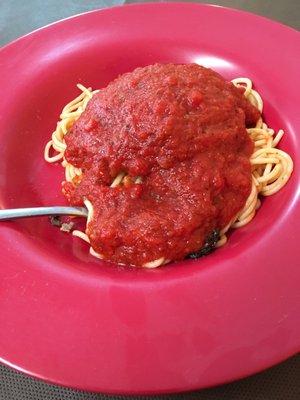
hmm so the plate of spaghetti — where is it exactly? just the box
[0,2,299,394]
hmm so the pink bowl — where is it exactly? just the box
[0,2,299,394]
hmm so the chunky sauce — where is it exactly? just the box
[63,64,259,266]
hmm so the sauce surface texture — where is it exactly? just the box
[63,64,259,266]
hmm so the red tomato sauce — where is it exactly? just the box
[63,64,259,266]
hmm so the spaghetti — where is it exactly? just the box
[45,77,293,267]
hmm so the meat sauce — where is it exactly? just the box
[63,64,260,266]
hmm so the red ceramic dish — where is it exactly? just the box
[0,3,299,394]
